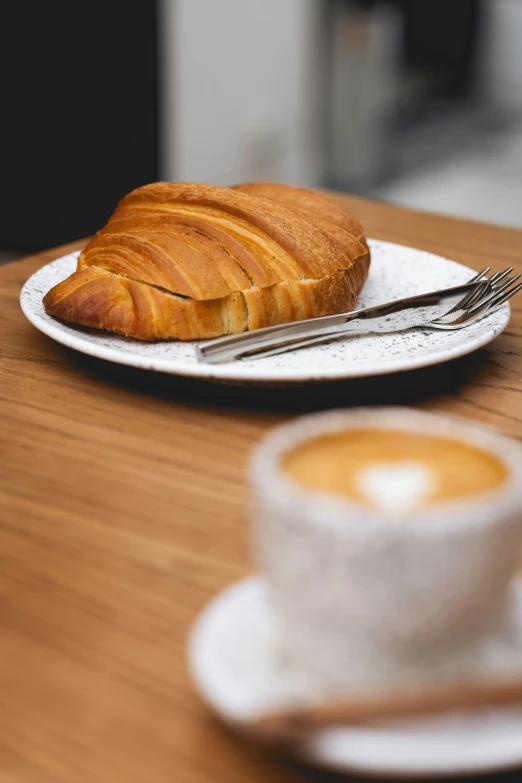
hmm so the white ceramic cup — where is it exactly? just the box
[250,408,522,692]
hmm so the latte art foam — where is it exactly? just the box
[356,461,437,514]
[283,429,508,513]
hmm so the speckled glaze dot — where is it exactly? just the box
[20,240,510,385]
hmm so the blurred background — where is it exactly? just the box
[1,0,522,262]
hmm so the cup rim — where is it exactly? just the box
[250,407,522,535]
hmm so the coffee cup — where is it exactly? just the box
[250,408,522,692]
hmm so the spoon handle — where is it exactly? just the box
[247,676,522,744]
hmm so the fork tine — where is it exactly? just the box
[492,273,520,295]
[445,268,492,313]
[468,274,521,315]
[462,280,491,309]
[435,271,517,325]
[490,267,514,288]
[460,266,513,310]
[484,280,522,310]
[472,267,491,281]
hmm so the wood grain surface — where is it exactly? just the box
[1,193,522,782]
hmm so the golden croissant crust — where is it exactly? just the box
[43,181,370,340]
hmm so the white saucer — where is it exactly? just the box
[20,239,510,385]
[188,576,522,778]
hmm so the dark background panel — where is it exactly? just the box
[0,2,159,252]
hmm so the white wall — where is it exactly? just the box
[160,0,324,186]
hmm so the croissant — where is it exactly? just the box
[43,181,370,340]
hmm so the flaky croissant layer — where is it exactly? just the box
[43,181,371,341]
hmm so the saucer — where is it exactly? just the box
[188,576,522,778]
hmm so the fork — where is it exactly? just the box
[198,270,492,364]
[201,269,521,362]
[243,272,522,360]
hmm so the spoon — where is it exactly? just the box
[245,676,522,745]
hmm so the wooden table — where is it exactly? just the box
[1,193,522,783]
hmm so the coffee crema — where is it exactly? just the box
[283,429,508,513]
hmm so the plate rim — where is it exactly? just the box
[20,240,511,385]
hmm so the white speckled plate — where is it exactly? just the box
[188,575,522,779]
[20,240,510,385]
